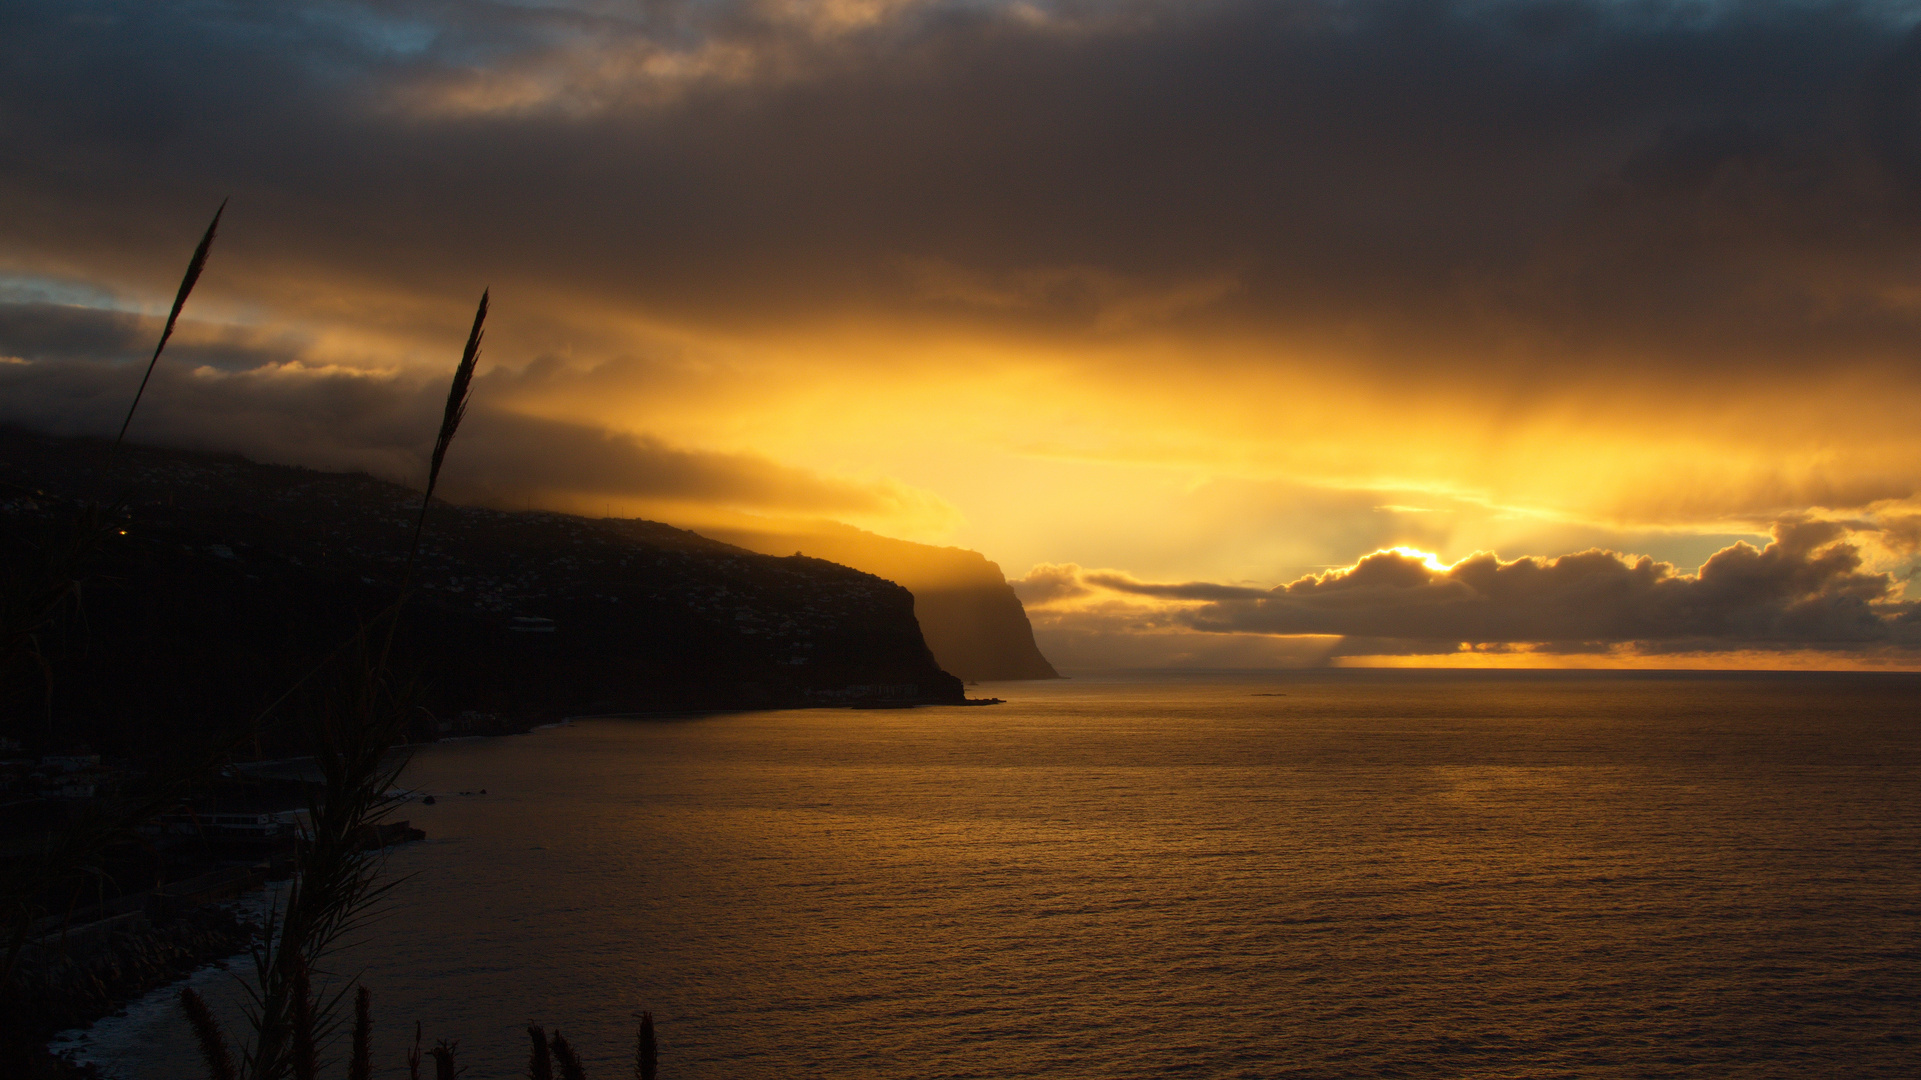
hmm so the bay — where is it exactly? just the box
[69,670,1921,1078]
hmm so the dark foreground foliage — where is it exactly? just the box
[6,206,842,1080]
[181,1001,661,1080]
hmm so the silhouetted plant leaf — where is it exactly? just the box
[550,1031,586,1080]
[430,1039,460,1080]
[350,987,372,1080]
[637,1011,657,1080]
[114,199,226,456]
[529,1024,554,1080]
[180,987,238,1080]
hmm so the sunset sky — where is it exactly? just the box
[4,0,1921,668]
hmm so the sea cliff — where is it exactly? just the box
[708,521,1060,681]
[0,429,964,757]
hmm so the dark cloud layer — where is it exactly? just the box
[1016,521,1921,652]
[1083,571,1268,601]
[1167,522,1920,648]
[9,1,1921,378]
[0,300,920,516]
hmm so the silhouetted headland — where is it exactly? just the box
[707,521,1060,681]
[0,427,971,761]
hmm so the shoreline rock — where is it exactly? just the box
[2,905,260,1079]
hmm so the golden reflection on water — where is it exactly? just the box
[77,671,1921,1080]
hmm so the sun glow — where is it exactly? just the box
[1384,546,1453,573]
[9,0,1921,672]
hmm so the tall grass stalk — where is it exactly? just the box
[111,199,226,461]
[403,290,485,584]
[349,988,371,1080]
[549,1032,585,1080]
[428,1041,458,1080]
[3,198,225,723]
[1,201,230,1010]
[528,1025,554,1080]
[237,288,488,736]
[178,290,490,1080]
[635,1012,656,1080]
[182,987,240,1080]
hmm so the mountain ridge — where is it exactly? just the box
[0,428,970,755]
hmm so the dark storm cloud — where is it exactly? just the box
[1019,521,1921,650]
[8,0,1921,374]
[444,409,930,513]
[1880,513,1921,554]
[0,301,921,514]
[0,301,146,362]
[1179,521,1918,646]
[1009,562,1096,606]
[1082,571,1269,601]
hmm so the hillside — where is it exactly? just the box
[705,521,1060,681]
[0,430,965,755]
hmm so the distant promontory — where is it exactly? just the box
[706,521,1060,682]
[0,429,986,754]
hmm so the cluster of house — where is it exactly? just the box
[0,742,115,800]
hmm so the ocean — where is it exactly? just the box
[61,670,1921,1078]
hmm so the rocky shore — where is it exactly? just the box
[2,904,260,1078]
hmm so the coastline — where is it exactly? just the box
[23,698,1017,1074]
[7,902,264,1079]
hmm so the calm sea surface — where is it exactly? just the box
[69,671,1921,1078]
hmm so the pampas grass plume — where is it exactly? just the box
[115,199,226,453]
